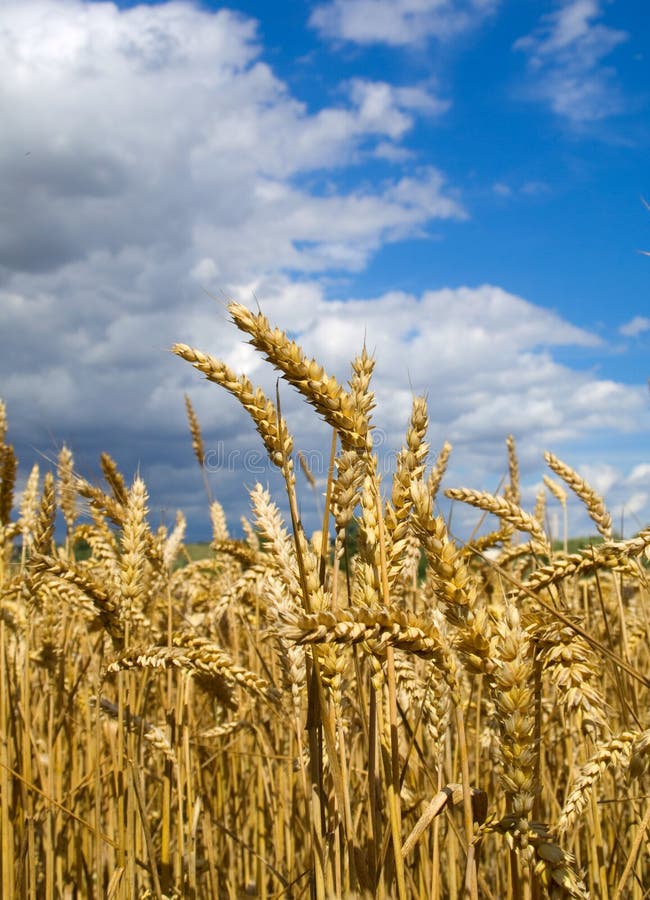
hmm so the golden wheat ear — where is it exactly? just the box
[172,342,295,477]
[227,302,371,449]
[545,451,613,540]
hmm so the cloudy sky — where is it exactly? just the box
[2,0,649,541]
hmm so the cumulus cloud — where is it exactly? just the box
[1,0,648,540]
[514,0,628,124]
[0,0,458,283]
[0,0,459,439]
[310,0,500,46]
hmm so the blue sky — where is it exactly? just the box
[1,0,649,541]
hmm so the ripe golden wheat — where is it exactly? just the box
[0,311,649,900]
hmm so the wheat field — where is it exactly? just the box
[0,301,649,899]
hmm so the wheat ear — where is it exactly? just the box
[57,445,77,533]
[445,487,547,545]
[386,396,429,583]
[172,343,294,476]
[504,434,520,506]
[228,302,370,450]
[427,440,452,502]
[0,444,17,529]
[553,731,640,838]
[545,451,612,540]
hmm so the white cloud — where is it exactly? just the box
[514,0,628,124]
[310,0,500,46]
[619,315,650,338]
[373,142,414,163]
[0,0,458,284]
[347,79,450,135]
